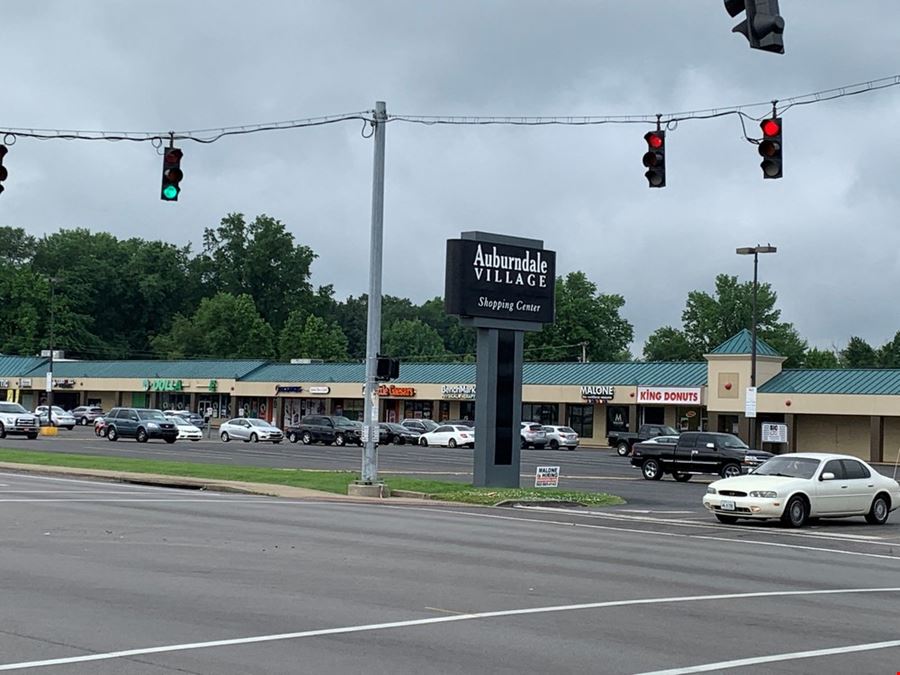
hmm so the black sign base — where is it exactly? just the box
[473,328,523,488]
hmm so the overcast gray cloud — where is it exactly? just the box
[4,1,900,355]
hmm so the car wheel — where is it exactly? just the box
[0,423,5,439]
[781,495,809,528]
[221,432,230,442]
[80,417,89,426]
[549,440,559,450]
[107,426,118,442]
[65,425,74,431]
[420,438,428,447]
[272,440,281,444]
[288,432,298,443]
[301,431,312,444]
[715,514,739,524]
[865,494,891,525]
[136,427,148,443]
[392,434,400,445]
[165,437,176,444]
[334,433,346,447]
[27,432,38,440]
[616,442,630,457]
[448,438,457,448]
[672,472,692,482]
[250,433,258,443]
[720,463,741,479]
[641,458,662,481]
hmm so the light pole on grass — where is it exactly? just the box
[735,245,777,449]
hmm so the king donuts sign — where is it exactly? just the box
[444,239,556,323]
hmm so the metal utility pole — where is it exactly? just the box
[46,277,58,427]
[361,101,387,485]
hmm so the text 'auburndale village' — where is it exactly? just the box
[472,244,550,287]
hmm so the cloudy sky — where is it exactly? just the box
[4,1,899,356]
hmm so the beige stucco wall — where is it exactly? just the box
[758,392,900,417]
[885,418,900,465]
[794,415,871,459]
[706,354,785,413]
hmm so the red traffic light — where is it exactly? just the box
[163,148,183,165]
[761,118,780,137]
[645,131,664,149]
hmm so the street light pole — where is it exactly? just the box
[736,245,777,450]
[46,277,58,427]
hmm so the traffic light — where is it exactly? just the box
[642,130,666,188]
[160,147,183,201]
[724,0,785,54]
[0,145,7,195]
[758,117,782,179]
[376,356,400,381]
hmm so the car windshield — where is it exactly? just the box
[138,409,167,421]
[0,403,28,413]
[52,406,67,414]
[559,427,575,434]
[248,418,275,428]
[660,426,678,435]
[168,417,191,427]
[753,456,820,479]
[719,436,749,449]
[332,416,356,426]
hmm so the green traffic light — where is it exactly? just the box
[162,185,179,200]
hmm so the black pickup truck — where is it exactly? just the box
[286,414,363,446]
[608,424,679,456]
[630,431,773,481]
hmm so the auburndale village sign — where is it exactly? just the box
[445,231,556,487]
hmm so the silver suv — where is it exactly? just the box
[542,425,579,451]
[520,421,547,449]
[71,405,104,425]
[0,402,40,439]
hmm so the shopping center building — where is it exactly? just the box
[1,330,898,463]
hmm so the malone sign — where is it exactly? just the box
[445,239,556,324]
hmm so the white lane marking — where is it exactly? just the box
[634,638,900,674]
[518,505,892,546]
[1,587,898,671]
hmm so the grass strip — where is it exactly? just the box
[0,449,624,507]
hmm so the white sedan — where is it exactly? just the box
[702,453,900,527]
[219,418,283,443]
[419,424,475,448]
[166,415,203,441]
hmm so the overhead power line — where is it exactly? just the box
[0,75,897,145]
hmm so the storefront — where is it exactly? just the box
[278,385,331,426]
[439,384,476,422]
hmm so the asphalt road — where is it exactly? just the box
[1,471,899,674]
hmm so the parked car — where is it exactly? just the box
[702,453,900,527]
[220,418,283,443]
[419,424,475,448]
[443,419,475,428]
[520,421,547,449]
[71,405,105,426]
[166,415,203,441]
[34,405,76,429]
[0,402,40,439]
[608,424,679,456]
[105,407,178,443]
[163,410,206,429]
[286,415,362,446]
[542,425,579,450]
[631,431,772,481]
[400,418,440,434]
[379,422,421,445]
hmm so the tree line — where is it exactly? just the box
[1,214,897,368]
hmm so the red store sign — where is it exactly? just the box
[637,386,701,404]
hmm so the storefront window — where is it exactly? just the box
[567,404,594,438]
[522,403,558,425]
[641,406,665,425]
[438,401,451,422]
[198,394,231,419]
[334,399,364,421]
[459,401,475,421]
[607,405,629,433]
[159,393,192,411]
[282,398,327,426]
[403,401,433,419]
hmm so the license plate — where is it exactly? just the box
[720,500,735,511]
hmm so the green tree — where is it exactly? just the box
[841,336,878,368]
[877,331,900,368]
[803,346,840,369]
[198,213,316,330]
[382,318,446,361]
[278,312,348,361]
[152,292,274,359]
[0,227,36,265]
[642,326,695,361]
[331,295,368,358]
[525,271,633,361]
[417,296,476,360]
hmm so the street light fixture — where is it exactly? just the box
[736,245,777,449]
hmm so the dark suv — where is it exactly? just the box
[287,415,363,446]
[105,407,178,443]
